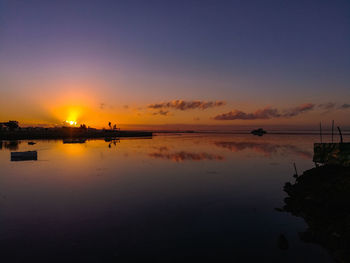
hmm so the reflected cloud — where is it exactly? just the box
[151,146,170,152]
[214,141,312,159]
[149,150,224,162]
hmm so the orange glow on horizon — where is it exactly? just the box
[65,120,78,126]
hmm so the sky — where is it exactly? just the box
[0,0,349,129]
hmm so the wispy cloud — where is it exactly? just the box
[148,100,226,111]
[214,103,315,120]
[99,103,106,110]
[99,102,114,110]
[213,107,280,120]
[282,103,315,117]
[339,103,350,109]
[318,102,336,110]
[152,110,170,116]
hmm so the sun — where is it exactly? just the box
[65,120,77,126]
[63,109,80,126]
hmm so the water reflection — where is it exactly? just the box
[282,165,350,262]
[0,134,332,262]
[149,150,224,162]
[1,140,21,150]
[214,141,312,159]
[106,139,120,148]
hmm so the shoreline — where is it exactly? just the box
[0,127,153,140]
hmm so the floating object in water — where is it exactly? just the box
[11,151,37,161]
[63,138,86,144]
[251,128,267,136]
[28,141,36,145]
[313,143,350,166]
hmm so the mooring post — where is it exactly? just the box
[337,126,343,143]
[319,122,322,143]
[332,120,334,143]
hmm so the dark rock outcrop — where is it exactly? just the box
[283,165,350,262]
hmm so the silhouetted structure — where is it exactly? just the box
[11,151,37,161]
[282,165,350,262]
[0,121,152,140]
[251,128,267,136]
[0,121,19,131]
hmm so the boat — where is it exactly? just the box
[11,151,37,161]
[251,128,267,136]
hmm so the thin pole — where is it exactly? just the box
[331,120,334,143]
[293,162,298,177]
[320,122,322,143]
[337,126,343,143]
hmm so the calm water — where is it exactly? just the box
[0,133,341,262]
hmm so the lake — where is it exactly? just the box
[0,133,340,262]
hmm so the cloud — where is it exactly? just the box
[152,110,170,116]
[99,103,105,110]
[318,102,336,110]
[282,103,315,117]
[214,107,280,120]
[148,100,226,111]
[339,103,350,109]
[214,103,315,120]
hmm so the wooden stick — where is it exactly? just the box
[293,162,298,177]
[320,122,322,143]
[332,120,334,143]
[337,126,343,143]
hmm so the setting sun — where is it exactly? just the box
[65,120,77,126]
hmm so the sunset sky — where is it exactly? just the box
[0,0,349,129]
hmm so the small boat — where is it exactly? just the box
[251,128,267,136]
[28,141,36,145]
[11,151,37,161]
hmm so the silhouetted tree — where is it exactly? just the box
[113,124,117,130]
[4,121,19,131]
[108,122,112,129]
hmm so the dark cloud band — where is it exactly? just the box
[214,103,315,120]
[148,100,226,111]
